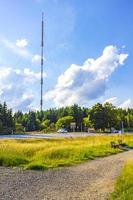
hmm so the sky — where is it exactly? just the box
[0,0,133,111]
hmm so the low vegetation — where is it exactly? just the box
[0,134,133,170]
[110,160,133,200]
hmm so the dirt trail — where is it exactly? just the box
[0,151,132,200]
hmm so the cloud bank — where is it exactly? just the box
[104,97,133,109]
[45,45,128,107]
[0,67,46,111]
[104,97,118,106]
[118,99,133,109]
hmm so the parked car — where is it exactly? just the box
[57,128,68,133]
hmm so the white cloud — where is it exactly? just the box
[118,99,133,109]
[104,97,133,109]
[104,97,118,105]
[16,39,28,48]
[0,66,46,111]
[45,45,128,107]
[2,38,31,58]
[32,54,41,63]
[22,68,46,81]
[13,94,34,111]
[32,54,46,64]
[2,38,44,63]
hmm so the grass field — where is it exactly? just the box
[110,160,133,200]
[0,134,133,170]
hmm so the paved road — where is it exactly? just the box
[0,151,132,200]
[0,133,97,139]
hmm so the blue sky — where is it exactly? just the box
[0,0,132,111]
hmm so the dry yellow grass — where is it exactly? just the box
[0,134,133,170]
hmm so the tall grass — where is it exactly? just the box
[0,134,133,170]
[110,160,133,200]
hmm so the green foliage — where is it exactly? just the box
[56,116,74,130]
[43,123,56,133]
[0,102,15,134]
[14,104,88,132]
[69,104,85,131]
[0,135,132,169]
[41,119,51,129]
[26,112,37,131]
[0,153,28,166]
[3,101,133,134]
[110,160,133,200]
[12,102,133,133]
[15,123,24,133]
[14,111,41,132]
[83,117,93,127]
[89,103,118,131]
[14,111,23,123]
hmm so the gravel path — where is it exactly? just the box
[0,151,132,200]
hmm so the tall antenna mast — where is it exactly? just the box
[40,12,44,112]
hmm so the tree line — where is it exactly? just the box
[14,103,133,133]
[1,102,133,134]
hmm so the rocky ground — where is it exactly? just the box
[0,150,132,200]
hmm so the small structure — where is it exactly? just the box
[70,122,76,132]
[110,140,128,149]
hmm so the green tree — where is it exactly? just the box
[103,103,118,132]
[26,112,36,131]
[69,104,84,131]
[83,117,93,131]
[89,103,118,132]
[0,102,15,133]
[89,103,106,131]
[41,119,51,130]
[15,123,24,133]
[56,116,74,130]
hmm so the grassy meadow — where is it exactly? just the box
[110,160,133,200]
[0,134,133,170]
